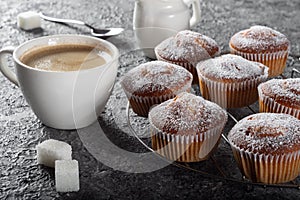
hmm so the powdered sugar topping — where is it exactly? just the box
[155,30,220,64]
[259,78,300,108]
[120,61,192,95]
[228,113,300,155]
[230,25,290,52]
[197,54,268,80]
[149,92,227,135]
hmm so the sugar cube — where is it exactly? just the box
[36,139,72,168]
[17,11,41,30]
[55,160,80,192]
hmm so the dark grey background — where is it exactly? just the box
[0,0,300,199]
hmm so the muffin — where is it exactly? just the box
[120,61,193,117]
[228,113,300,184]
[229,25,290,77]
[155,30,220,84]
[196,54,269,108]
[149,92,227,162]
[258,78,300,119]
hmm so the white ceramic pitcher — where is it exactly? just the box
[133,0,201,58]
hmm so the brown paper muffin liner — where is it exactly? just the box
[124,85,191,117]
[230,47,288,77]
[230,145,300,184]
[197,74,268,109]
[149,120,226,162]
[155,53,198,84]
[258,89,300,119]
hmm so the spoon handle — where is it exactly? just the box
[39,12,124,37]
[39,12,87,27]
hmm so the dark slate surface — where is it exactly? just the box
[0,0,300,199]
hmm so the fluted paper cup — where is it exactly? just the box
[230,145,300,184]
[125,91,176,117]
[258,88,300,119]
[198,74,268,109]
[230,47,288,77]
[123,85,191,117]
[149,118,226,162]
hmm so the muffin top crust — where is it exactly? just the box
[228,113,300,155]
[149,92,227,135]
[155,30,220,64]
[258,78,300,109]
[197,54,268,82]
[120,61,192,96]
[229,25,290,53]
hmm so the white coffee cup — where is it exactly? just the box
[0,35,119,130]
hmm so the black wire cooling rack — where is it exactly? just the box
[126,54,300,189]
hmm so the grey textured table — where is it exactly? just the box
[1,0,300,199]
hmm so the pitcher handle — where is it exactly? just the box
[0,46,19,86]
[184,0,201,27]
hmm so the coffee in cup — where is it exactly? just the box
[20,44,110,71]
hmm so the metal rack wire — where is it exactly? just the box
[126,63,300,189]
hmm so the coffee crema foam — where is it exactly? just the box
[20,44,110,71]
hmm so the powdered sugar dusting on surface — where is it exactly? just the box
[149,92,227,136]
[259,78,300,108]
[197,54,268,80]
[228,113,300,155]
[155,30,220,64]
[230,25,290,53]
[120,61,192,94]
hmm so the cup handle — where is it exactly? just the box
[0,46,19,86]
[184,0,201,28]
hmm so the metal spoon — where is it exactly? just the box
[39,12,124,38]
